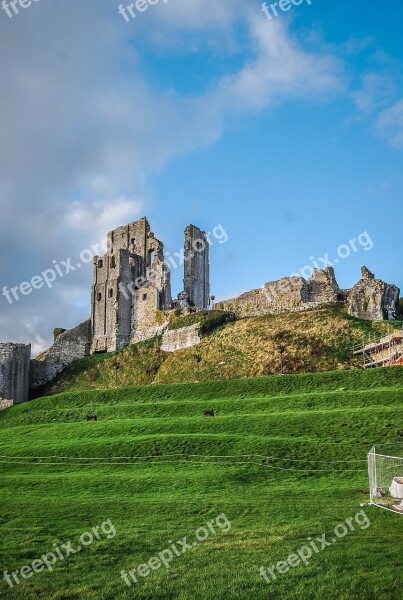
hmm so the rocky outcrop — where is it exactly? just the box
[161,324,202,353]
[347,267,400,321]
[30,319,91,389]
[0,343,31,404]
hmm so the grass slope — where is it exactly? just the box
[38,306,403,396]
[1,367,403,599]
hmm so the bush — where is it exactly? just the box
[199,312,234,336]
[53,328,67,341]
[168,310,234,334]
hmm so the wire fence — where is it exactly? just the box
[0,452,367,473]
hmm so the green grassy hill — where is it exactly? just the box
[36,306,403,396]
[1,367,403,599]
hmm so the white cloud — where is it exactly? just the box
[0,0,344,349]
[376,99,403,147]
[352,73,397,115]
[348,50,403,146]
[215,16,343,113]
[63,196,144,240]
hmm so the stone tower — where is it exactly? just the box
[183,225,210,309]
[0,343,31,405]
[91,218,171,353]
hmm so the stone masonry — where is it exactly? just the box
[0,399,13,411]
[91,218,171,353]
[184,225,210,309]
[160,323,202,353]
[215,267,343,318]
[347,267,400,321]
[215,266,398,322]
[30,319,92,390]
[0,343,31,405]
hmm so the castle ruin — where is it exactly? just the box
[89,217,212,353]
[215,266,399,321]
[0,215,400,407]
[91,217,172,353]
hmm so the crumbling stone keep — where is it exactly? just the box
[91,217,171,353]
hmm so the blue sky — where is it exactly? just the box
[0,0,402,352]
[143,1,403,297]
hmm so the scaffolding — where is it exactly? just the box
[352,328,403,369]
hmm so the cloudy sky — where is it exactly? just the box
[0,0,402,355]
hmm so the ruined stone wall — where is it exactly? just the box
[91,217,171,353]
[107,217,170,307]
[347,267,400,321]
[383,285,400,320]
[184,225,210,309]
[0,343,31,404]
[0,399,13,411]
[30,319,91,390]
[91,249,132,353]
[161,324,202,353]
[215,287,265,318]
[108,218,150,263]
[307,268,343,303]
[215,269,341,318]
[263,276,311,313]
[216,266,399,322]
[130,286,170,343]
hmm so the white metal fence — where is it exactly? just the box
[368,445,403,514]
